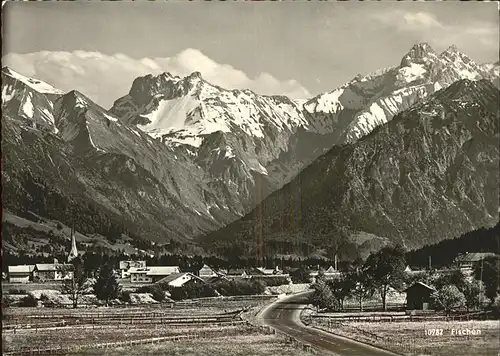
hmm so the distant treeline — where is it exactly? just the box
[2,248,339,277]
[406,222,499,268]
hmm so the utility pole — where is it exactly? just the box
[428,256,432,271]
[478,258,484,309]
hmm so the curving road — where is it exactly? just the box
[260,291,399,356]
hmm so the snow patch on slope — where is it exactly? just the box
[21,92,34,118]
[397,63,427,83]
[2,84,15,102]
[141,96,201,134]
[3,67,64,95]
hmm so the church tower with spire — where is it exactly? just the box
[68,226,78,262]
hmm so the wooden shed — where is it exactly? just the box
[404,281,435,310]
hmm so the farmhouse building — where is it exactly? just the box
[198,264,217,278]
[129,266,181,283]
[34,264,74,281]
[8,265,35,283]
[226,269,249,277]
[255,266,282,275]
[156,272,204,287]
[454,252,498,272]
[119,260,147,278]
[404,282,435,310]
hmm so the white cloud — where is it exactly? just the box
[371,10,443,31]
[370,10,498,58]
[403,12,443,29]
[2,49,311,108]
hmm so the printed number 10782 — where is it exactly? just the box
[425,329,444,336]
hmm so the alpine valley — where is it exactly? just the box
[2,43,499,258]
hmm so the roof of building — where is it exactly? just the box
[119,260,146,269]
[8,265,35,273]
[226,269,248,275]
[255,267,281,275]
[203,276,228,284]
[155,272,203,285]
[147,266,181,276]
[35,263,73,272]
[128,267,149,274]
[455,252,498,263]
[404,281,436,292]
[128,266,180,275]
[325,266,337,273]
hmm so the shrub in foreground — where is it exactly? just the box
[118,290,132,303]
[168,282,217,300]
[19,294,38,307]
[136,284,165,302]
[213,279,266,296]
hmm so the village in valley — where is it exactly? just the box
[2,225,499,356]
[2,2,500,356]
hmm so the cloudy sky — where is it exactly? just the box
[2,1,498,108]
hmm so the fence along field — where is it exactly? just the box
[306,312,499,356]
[2,295,317,355]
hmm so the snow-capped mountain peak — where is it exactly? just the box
[1,67,65,132]
[400,42,438,67]
[111,71,308,148]
[2,66,64,95]
[303,43,499,144]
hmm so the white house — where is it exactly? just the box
[255,266,282,275]
[226,269,249,279]
[119,260,147,279]
[8,265,35,283]
[198,264,217,278]
[34,264,74,281]
[325,265,341,278]
[129,266,181,283]
[156,272,204,287]
[129,267,151,283]
[454,252,498,273]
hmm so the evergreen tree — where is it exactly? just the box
[311,280,339,312]
[93,263,121,306]
[474,256,500,304]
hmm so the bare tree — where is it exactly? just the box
[59,257,88,308]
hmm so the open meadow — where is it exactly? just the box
[312,317,499,356]
[66,335,314,356]
[2,296,316,356]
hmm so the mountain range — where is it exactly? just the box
[202,78,499,260]
[1,43,499,257]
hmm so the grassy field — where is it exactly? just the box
[314,319,499,356]
[2,298,288,355]
[66,335,314,356]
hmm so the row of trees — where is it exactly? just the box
[406,223,499,268]
[312,246,407,311]
[50,258,280,307]
[311,246,500,314]
[61,257,121,308]
[3,247,341,280]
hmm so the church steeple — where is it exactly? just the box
[68,226,78,262]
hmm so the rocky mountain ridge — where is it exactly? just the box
[2,43,499,254]
[202,79,500,259]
